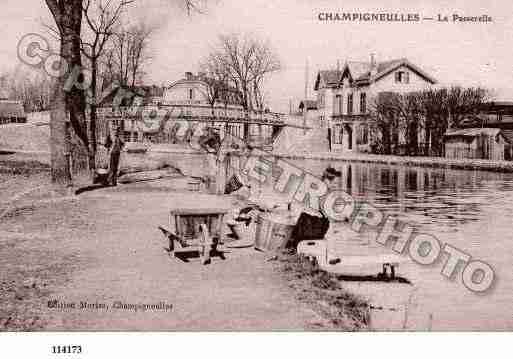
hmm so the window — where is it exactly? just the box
[360,93,367,114]
[395,71,410,84]
[334,95,342,115]
[347,94,353,115]
[357,125,369,145]
[333,124,343,144]
[318,93,325,108]
[189,88,194,100]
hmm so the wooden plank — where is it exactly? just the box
[170,208,229,216]
[325,254,409,267]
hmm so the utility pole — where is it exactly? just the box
[304,59,309,134]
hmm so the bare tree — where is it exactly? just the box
[107,22,154,87]
[249,39,281,111]
[209,33,281,111]
[369,92,401,155]
[42,0,207,185]
[1,69,54,112]
[446,86,489,128]
[370,87,490,156]
[198,54,233,117]
[81,0,134,170]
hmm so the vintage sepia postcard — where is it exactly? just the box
[1,0,513,350]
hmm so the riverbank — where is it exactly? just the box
[136,145,513,174]
[0,158,370,331]
[273,151,513,173]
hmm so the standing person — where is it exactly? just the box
[107,127,124,186]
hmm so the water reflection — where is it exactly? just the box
[288,159,513,231]
[283,158,513,330]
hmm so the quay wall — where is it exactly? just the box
[271,151,513,173]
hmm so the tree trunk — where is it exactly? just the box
[46,0,89,183]
[89,60,98,171]
[50,75,72,186]
[408,121,418,156]
[381,125,391,155]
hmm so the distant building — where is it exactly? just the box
[298,99,319,128]
[446,101,513,161]
[0,94,27,125]
[136,85,166,106]
[444,128,511,161]
[459,101,513,144]
[96,76,281,147]
[314,55,436,153]
[163,72,242,107]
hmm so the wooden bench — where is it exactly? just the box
[297,240,408,280]
[159,208,228,265]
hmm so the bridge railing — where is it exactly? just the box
[98,104,285,125]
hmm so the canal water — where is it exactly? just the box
[286,159,513,330]
[163,150,513,330]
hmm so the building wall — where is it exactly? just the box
[163,81,209,105]
[445,135,507,161]
[370,65,434,95]
[322,65,435,153]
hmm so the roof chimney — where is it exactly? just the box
[185,72,194,80]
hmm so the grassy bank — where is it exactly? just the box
[273,151,513,173]
[276,251,370,330]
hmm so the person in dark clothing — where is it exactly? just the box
[107,127,124,186]
[198,126,221,154]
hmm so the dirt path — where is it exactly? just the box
[1,183,325,330]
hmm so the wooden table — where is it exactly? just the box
[159,208,228,264]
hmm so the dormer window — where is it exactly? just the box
[395,71,410,84]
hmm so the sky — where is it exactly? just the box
[2,0,513,112]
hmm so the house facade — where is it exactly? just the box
[163,72,242,108]
[314,56,437,153]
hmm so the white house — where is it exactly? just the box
[163,72,242,107]
[314,56,437,152]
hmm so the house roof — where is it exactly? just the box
[481,101,513,113]
[168,73,240,94]
[373,58,437,84]
[502,129,513,144]
[444,127,505,139]
[348,61,375,81]
[315,57,437,90]
[136,85,165,98]
[314,70,343,90]
[460,113,513,128]
[0,100,26,118]
[98,85,153,107]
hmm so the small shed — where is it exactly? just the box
[444,128,511,161]
[0,100,27,125]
